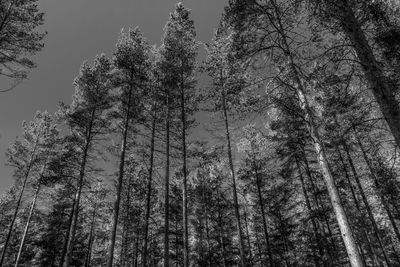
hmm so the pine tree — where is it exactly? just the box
[60,55,112,267]
[224,1,364,265]
[0,0,46,91]
[306,0,400,149]
[1,111,59,266]
[106,27,150,267]
[158,5,198,266]
[203,24,253,267]
[157,4,199,264]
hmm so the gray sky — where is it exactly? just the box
[0,0,228,195]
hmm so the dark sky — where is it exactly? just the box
[0,0,228,195]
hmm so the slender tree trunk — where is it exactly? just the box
[175,219,179,267]
[134,233,139,267]
[242,199,253,264]
[250,144,273,266]
[107,82,133,267]
[342,141,390,265]
[143,107,157,267]
[180,78,189,267]
[254,228,263,265]
[64,147,89,267]
[217,196,227,267]
[338,0,400,149]
[59,199,75,267]
[84,202,97,267]
[295,67,363,267]
[221,89,247,267]
[268,1,363,264]
[336,145,378,266]
[0,138,39,267]
[295,157,325,267]
[202,185,211,267]
[14,182,41,267]
[302,151,337,260]
[64,108,96,267]
[355,134,400,245]
[119,219,127,267]
[164,88,171,267]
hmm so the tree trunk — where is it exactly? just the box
[64,108,96,267]
[59,199,75,267]
[134,233,139,267]
[295,157,325,267]
[242,198,253,264]
[267,1,364,263]
[164,88,171,267]
[84,202,97,267]
[342,141,390,265]
[339,0,400,149]
[143,106,157,267]
[63,148,89,267]
[221,89,247,267]
[336,145,378,266]
[107,83,133,267]
[14,181,41,267]
[217,195,227,267]
[0,137,39,267]
[180,77,189,267]
[355,134,400,245]
[202,184,211,267]
[251,144,273,266]
[302,151,337,260]
[298,93,363,266]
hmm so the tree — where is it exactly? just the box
[203,23,256,267]
[106,27,150,267]
[0,0,46,92]
[60,55,112,267]
[237,125,274,266]
[158,4,198,266]
[308,0,400,149]
[1,111,58,267]
[224,0,364,265]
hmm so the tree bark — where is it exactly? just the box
[64,107,96,267]
[84,201,97,267]
[302,151,338,261]
[242,198,253,264]
[0,135,40,267]
[107,78,134,267]
[355,134,400,245]
[217,194,227,267]
[267,1,364,264]
[143,106,157,267]
[336,145,378,266]
[342,141,390,265]
[164,87,171,267]
[180,74,189,267]
[59,199,75,267]
[250,143,273,266]
[222,89,247,267]
[14,181,41,267]
[338,0,400,149]
[295,157,325,267]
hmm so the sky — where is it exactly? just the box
[0,0,229,196]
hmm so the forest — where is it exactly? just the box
[1,0,400,266]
